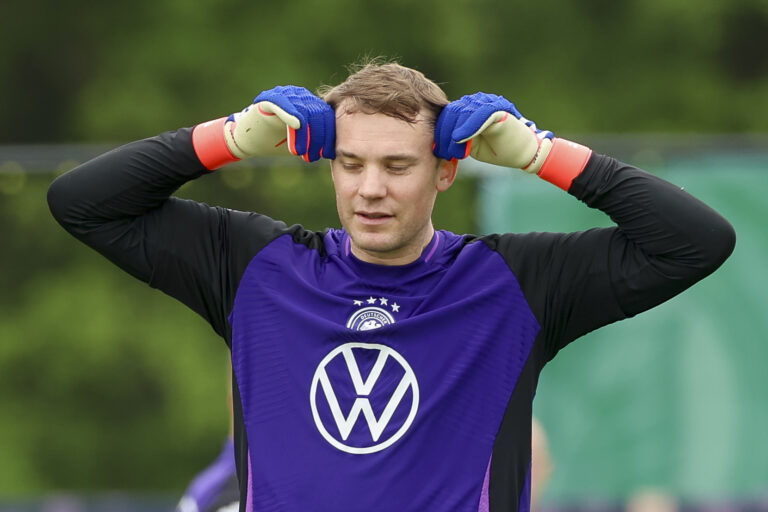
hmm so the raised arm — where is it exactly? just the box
[47,86,336,337]
[435,93,736,357]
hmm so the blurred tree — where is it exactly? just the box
[718,1,768,82]
[0,0,156,142]
[2,0,768,143]
[0,0,764,495]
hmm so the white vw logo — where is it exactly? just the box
[309,343,419,454]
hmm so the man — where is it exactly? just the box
[48,62,735,511]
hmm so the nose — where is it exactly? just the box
[358,167,387,200]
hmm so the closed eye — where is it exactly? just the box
[340,162,362,171]
[385,155,418,173]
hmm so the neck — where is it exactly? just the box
[350,226,435,266]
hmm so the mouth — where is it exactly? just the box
[355,211,393,225]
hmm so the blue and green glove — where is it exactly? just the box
[193,85,336,170]
[434,92,591,190]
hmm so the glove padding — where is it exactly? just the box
[434,92,553,173]
[224,85,336,162]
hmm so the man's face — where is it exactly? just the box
[330,102,457,265]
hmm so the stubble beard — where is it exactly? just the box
[347,217,433,264]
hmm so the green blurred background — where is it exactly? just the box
[1,0,767,508]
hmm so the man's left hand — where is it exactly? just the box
[433,92,553,173]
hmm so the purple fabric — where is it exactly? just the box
[231,229,539,511]
[476,455,532,512]
[477,456,491,512]
[423,231,441,263]
[246,452,253,512]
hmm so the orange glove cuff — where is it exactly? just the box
[537,138,593,191]
[192,117,240,170]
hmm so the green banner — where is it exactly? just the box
[479,153,768,502]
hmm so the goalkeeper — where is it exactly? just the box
[48,61,734,512]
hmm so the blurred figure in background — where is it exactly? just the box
[176,364,239,512]
[625,488,678,512]
[531,417,554,511]
[176,438,238,512]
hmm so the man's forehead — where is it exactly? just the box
[336,109,432,137]
[334,115,434,160]
[334,98,432,125]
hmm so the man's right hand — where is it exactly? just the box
[224,85,336,162]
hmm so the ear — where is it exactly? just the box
[436,158,458,192]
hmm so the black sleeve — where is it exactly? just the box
[488,153,736,360]
[47,128,287,342]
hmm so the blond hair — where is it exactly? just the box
[318,58,448,127]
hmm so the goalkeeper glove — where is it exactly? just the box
[193,85,336,170]
[434,92,591,190]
